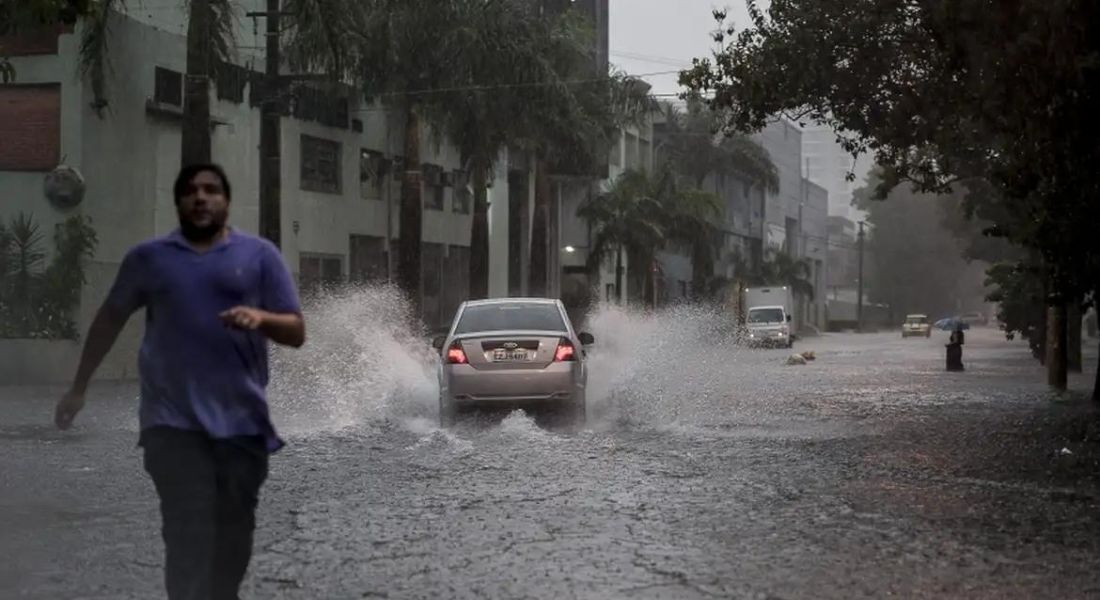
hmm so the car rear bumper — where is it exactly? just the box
[442,362,583,406]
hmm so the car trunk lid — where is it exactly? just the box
[455,333,566,371]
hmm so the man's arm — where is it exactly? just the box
[71,305,130,393]
[251,241,306,348]
[260,311,305,348]
[220,306,305,348]
[56,249,146,430]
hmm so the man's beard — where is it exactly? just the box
[178,214,226,242]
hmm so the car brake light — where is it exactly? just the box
[446,342,468,364]
[554,338,576,362]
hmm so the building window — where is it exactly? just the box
[424,183,444,211]
[625,132,639,169]
[453,188,471,214]
[608,132,622,167]
[639,138,651,171]
[422,163,445,211]
[299,253,343,296]
[359,149,386,200]
[301,135,342,194]
[349,234,388,283]
[154,67,183,106]
[0,28,61,57]
[215,61,247,104]
[0,83,61,171]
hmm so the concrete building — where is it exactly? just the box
[0,9,526,382]
[801,123,874,221]
[558,118,655,314]
[801,180,829,330]
[827,216,859,290]
[751,119,830,332]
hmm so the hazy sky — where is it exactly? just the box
[608,1,757,98]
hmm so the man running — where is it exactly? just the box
[54,163,305,600]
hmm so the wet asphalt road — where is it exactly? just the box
[2,314,1099,599]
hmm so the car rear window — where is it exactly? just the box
[454,303,566,334]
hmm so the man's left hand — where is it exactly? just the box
[220,306,267,330]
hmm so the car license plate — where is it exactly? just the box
[493,349,530,362]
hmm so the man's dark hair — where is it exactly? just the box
[173,163,232,204]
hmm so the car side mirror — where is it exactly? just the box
[578,332,595,346]
[431,335,446,351]
[786,315,792,322]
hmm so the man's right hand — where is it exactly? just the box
[55,389,86,430]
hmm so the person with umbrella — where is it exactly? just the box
[946,320,965,371]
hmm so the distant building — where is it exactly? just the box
[751,120,830,332]
[827,216,859,290]
[801,124,873,221]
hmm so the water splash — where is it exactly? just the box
[267,287,794,438]
[582,301,787,429]
[269,284,439,435]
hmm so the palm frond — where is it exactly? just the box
[719,135,779,193]
[282,0,359,81]
[78,0,123,112]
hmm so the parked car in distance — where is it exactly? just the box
[959,312,988,326]
[902,314,932,338]
[432,298,593,428]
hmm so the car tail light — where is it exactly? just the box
[446,341,468,364]
[554,338,577,362]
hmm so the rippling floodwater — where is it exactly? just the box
[2,286,1098,599]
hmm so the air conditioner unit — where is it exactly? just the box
[423,164,443,186]
[360,150,387,183]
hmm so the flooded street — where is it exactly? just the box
[2,301,1099,599]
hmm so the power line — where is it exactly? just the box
[373,69,685,98]
[610,50,692,68]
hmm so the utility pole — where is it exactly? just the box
[857,220,865,332]
[249,1,284,248]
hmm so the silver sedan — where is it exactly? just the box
[432,298,594,427]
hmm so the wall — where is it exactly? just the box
[801,124,874,221]
[802,180,829,328]
[753,119,804,244]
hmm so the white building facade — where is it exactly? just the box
[0,11,527,382]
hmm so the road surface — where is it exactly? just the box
[2,307,1098,599]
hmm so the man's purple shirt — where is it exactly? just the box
[105,228,301,453]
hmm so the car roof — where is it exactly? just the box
[462,297,560,307]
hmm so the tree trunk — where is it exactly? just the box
[1093,339,1099,402]
[528,156,551,297]
[615,245,624,304]
[182,0,212,165]
[258,0,282,247]
[690,242,707,298]
[468,158,490,300]
[397,106,423,314]
[1068,302,1082,372]
[1046,302,1067,391]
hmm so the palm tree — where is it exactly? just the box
[577,170,666,303]
[663,186,724,299]
[429,0,581,300]
[345,0,499,309]
[525,70,658,297]
[758,249,815,300]
[658,96,778,193]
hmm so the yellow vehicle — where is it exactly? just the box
[902,314,931,338]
